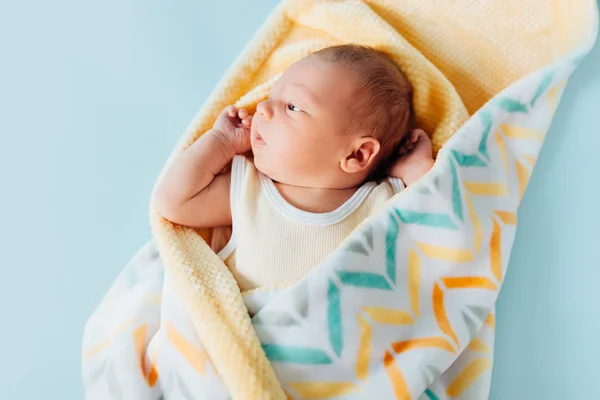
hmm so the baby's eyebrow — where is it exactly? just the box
[290,83,320,109]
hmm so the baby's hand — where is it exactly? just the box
[389,129,434,186]
[213,105,253,155]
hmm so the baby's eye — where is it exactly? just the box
[286,102,301,112]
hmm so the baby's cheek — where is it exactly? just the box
[275,137,296,156]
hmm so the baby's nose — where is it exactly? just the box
[256,100,273,120]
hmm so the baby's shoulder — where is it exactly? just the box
[375,176,405,194]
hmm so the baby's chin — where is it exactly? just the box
[252,148,300,184]
[251,151,275,179]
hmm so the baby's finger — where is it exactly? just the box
[238,108,248,120]
[415,129,428,141]
[242,115,253,126]
[226,105,237,117]
[411,130,421,143]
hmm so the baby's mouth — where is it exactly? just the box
[253,130,266,145]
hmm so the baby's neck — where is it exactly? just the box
[273,181,361,213]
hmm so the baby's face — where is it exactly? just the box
[251,55,361,188]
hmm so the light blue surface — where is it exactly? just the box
[0,1,598,399]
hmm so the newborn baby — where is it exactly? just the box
[154,44,434,292]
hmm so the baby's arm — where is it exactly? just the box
[152,106,252,228]
[389,129,434,186]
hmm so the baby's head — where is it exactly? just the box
[251,44,413,188]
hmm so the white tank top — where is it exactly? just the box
[215,156,404,293]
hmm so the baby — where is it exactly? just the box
[154,44,434,292]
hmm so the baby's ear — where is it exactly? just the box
[340,137,381,174]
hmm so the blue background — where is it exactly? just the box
[1,1,598,399]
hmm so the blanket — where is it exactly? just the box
[82,1,599,399]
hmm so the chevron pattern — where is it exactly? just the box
[254,67,574,399]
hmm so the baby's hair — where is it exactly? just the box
[314,44,414,180]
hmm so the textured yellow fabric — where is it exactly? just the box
[224,156,401,292]
[149,1,594,398]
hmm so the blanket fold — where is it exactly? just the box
[83,1,598,399]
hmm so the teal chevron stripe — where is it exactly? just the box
[496,97,528,113]
[451,150,486,167]
[393,209,458,230]
[336,271,392,290]
[478,110,493,160]
[425,389,440,400]
[449,159,464,221]
[530,70,553,107]
[327,280,343,357]
[386,213,399,284]
[261,344,333,364]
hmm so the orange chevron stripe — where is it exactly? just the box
[464,182,509,196]
[148,341,162,385]
[392,336,455,354]
[167,321,208,376]
[133,325,159,387]
[384,351,411,400]
[523,154,537,168]
[356,314,372,380]
[464,193,483,253]
[433,283,459,347]
[516,161,530,201]
[289,382,359,398]
[82,317,136,362]
[417,243,473,262]
[409,249,420,317]
[484,313,496,328]
[490,219,502,283]
[446,358,493,397]
[500,124,544,143]
[442,277,498,291]
[547,81,566,115]
[493,211,517,225]
[468,338,492,354]
[548,85,560,113]
[363,307,415,325]
[496,130,508,174]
